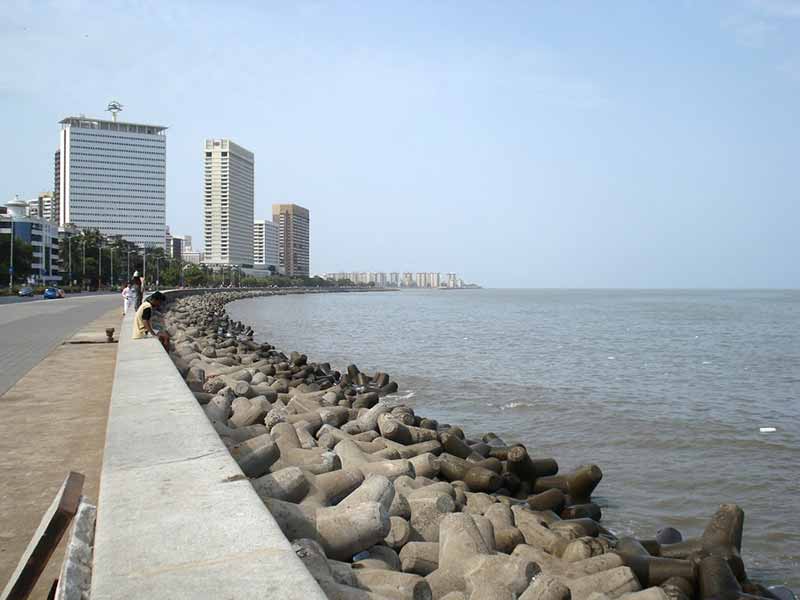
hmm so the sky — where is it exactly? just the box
[1,0,798,288]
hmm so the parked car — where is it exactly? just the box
[43,287,62,299]
[18,286,34,297]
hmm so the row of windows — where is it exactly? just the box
[71,133,164,148]
[72,183,165,191]
[70,164,165,176]
[71,191,164,200]
[69,223,164,232]
[70,151,164,162]
[71,141,163,152]
[72,131,165,142]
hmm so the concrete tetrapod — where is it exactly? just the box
[226,432,280,477]
[251,466,310,502]
[512,505,571,557]
[266,497,391,561]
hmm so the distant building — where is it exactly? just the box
[40,192,56,222]
[165,226,172,254]
[253,219,280,273]
[402,272,414,287]
[56,114,167,247]
[272,203,310,277]
[203,139,254,267]
[25,193,56,222]
[26,198,41,218]
[1,197,60,284]
[171,236,186,260]
[182,251,204,264]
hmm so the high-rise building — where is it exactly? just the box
[272,204,310,277]
[253,219,280,273]
[56,114,167,247]
[203,139,254,267]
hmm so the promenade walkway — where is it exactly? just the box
[0,306,121,599]
[0,293,120,397]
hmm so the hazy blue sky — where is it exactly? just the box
[1,0,798,287]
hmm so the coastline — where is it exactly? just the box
[161,289,793,599]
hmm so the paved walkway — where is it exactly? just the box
[0,307,121,599]
[0,294,120,396]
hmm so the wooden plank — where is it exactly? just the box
[0,472,85,600]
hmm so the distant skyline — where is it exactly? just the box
[1,0,798,288]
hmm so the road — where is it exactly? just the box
[0,290,117,305]
[0,293,121,396]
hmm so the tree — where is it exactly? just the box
[183,264,207,287]
[0,234,34,286]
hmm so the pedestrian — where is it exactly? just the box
[132,291,171,350]
[131,271,143,310]
[121,282,133,316]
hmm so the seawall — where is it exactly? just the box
[91,288,330,599]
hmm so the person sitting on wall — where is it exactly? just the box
[132,291,170,350]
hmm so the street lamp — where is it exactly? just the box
[7,219,13,290]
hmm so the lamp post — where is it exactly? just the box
[8,219,13,290]
[98,244,102,289]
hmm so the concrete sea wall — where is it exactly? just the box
[91,289,327,599]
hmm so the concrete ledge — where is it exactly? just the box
[91,296,326,599]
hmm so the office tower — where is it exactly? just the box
[56,114,166,247]
[272,204,310,277]
[253,219,280,273]
[165,225,173,254]
[203,139,254,266]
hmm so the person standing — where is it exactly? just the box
[131,271,143,310]
[121,282,133,316]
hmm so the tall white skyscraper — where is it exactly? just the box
[203,139,254,266]
[253,219,280,273]
[57,115,166,247]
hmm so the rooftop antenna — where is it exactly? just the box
[106,100,123,122]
